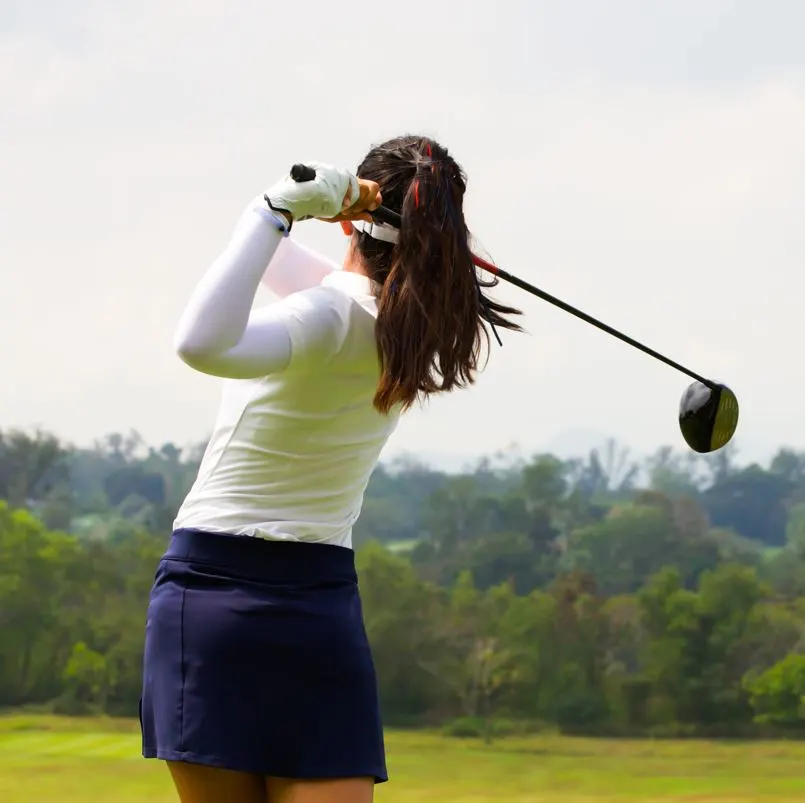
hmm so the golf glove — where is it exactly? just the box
[265,161,360,223]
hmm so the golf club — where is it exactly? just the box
[288,163,740,454]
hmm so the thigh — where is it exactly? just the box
[266,776,374,803]
[167,761,267,803]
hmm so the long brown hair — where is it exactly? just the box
[354,135,522,414]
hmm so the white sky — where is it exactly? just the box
[2,0,804,469]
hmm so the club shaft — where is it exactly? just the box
[288,165,714,390]
[472,255,713,387]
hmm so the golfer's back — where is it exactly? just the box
[174,272,399,547]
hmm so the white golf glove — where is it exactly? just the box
[265,161,360,223]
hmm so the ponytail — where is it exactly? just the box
[354,136,522,414]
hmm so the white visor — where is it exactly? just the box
[352,219,400,244]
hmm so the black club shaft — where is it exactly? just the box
[289,162,716,389]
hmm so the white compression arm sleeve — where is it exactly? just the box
[174,200,349,380]
[172,201,292,378]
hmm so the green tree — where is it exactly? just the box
[0,429,69,509]
[703,465,791,546]
[61,642,108,712]
[745,653,805,728]
[356,542,450,723]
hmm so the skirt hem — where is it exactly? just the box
[142,746,389,784]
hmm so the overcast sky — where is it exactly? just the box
[2,0,803,469]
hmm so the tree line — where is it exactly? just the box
[3,426,805,736]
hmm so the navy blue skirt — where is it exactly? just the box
[140,528,387,782]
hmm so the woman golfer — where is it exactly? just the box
[140,134,521,803]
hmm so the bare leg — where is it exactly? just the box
[167,761,267,803]
[266,776,374,803]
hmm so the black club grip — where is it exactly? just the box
[290,163,316,182]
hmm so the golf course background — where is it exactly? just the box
[5,429,805,799]
[2,715,805,802]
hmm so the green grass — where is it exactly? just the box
[2,715,805,801]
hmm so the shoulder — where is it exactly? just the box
[278,285,359,363]
[282,285,354,331]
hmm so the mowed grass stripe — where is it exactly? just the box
[0,732,140,760]
[389,750,805,798]
[4,718,805,801]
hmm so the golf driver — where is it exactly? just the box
[288,163,740,454]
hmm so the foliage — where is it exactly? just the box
[4,426,805,733]
[745,653,805,727]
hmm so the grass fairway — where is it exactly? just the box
[2,716,805,802]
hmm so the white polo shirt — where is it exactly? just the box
[172,200,400,548]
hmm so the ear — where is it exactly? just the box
[339,221,354,236]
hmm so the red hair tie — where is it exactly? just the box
[413,179,420,208]
[426,143,435,173]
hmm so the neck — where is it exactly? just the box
[342,240,369,277]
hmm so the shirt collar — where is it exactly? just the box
[321,269,376,299]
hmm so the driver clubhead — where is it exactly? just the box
[678,381,739,454]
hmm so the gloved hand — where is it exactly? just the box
[265,161,360,223]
